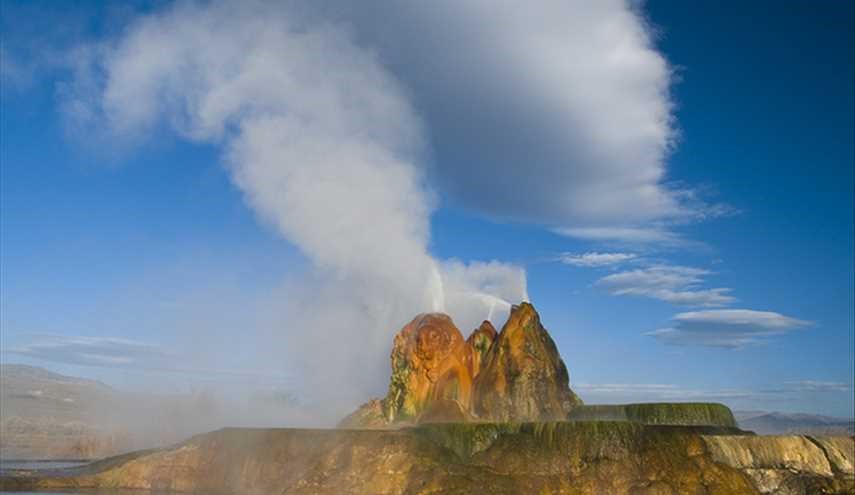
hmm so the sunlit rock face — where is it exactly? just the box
[336,399,386,429]
[382,313,472,423]
[6,426,852,494]
[474,302,583,422]
[339,302,583,427]
[464,320,497,380]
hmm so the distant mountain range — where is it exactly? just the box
[0,364,126,460]
[735,410,854,436]
[1,364,114,408]
[0,363,224,460]
[0,363,306,460]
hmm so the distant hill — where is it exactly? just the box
[1,364,114,414]
[0,363,307,460]
[2,363,108,385]
[0,364,127,460]
[735,410,854,436]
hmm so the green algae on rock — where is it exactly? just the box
[340,302,584,428]
[4,424,852,494]
[340,302,742,431]
[473,303,583,422]
[568,402,737,428]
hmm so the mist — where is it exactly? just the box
[38,0,681,429]
[57,0,529,426]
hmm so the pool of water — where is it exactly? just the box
[1,492,173,495]
[0,460,89,471]
[1,460,86,494]
[1,491,208,495]
[0,461,214,494]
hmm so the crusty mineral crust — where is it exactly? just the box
[3,424,852,494]
[381,313,472,424]
[340,302,584,427]
[473,302,583,421]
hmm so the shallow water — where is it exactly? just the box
[1,492,175,495]
[0,460,89,470]
[1,489,182,494]
[1,460,137,494]
[1,491,206,495]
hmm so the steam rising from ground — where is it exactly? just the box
[60,0,678,423]
[65,0,526,419]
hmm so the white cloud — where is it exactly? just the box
[781,381,853,393]
[61,0,529,414]
[3,333,297,383]
[7,335,172,368]
[648,309,812,348]
[575,383,679,394]
[559,252,637,267]
[554,226,687,245]
[672,309,810,328]
[596,265,735,306]
[308,0,724,233]
[65,0,697,233]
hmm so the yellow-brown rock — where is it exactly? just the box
[473,302,583,422]
[465,320,497,380]
[336,399,386,429]
[340,302,583,427]
[382,313,473,424]
[4,425,853,494]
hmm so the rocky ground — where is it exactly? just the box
[0,364,130,460]
[1,423,852,494]
[0,363,298,461]
[341,303,586,428]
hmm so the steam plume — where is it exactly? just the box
[65,0,525,419]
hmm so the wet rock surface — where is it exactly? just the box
[381,313,472,424]
[2,424,852,494]
[703,434,855,494]
[473,302,583,422]
[340,303,583,427]
[569,402,738,427]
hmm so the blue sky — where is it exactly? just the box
[1,0,853,420]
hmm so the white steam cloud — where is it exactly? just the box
[311,0,685,231]
[58,0,689,421]
[64,0,528,420]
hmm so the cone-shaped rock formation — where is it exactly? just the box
[339,302,582,427]
[384,313,471,423]
[474,302,583,421]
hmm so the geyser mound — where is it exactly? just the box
[339,302,583,427]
